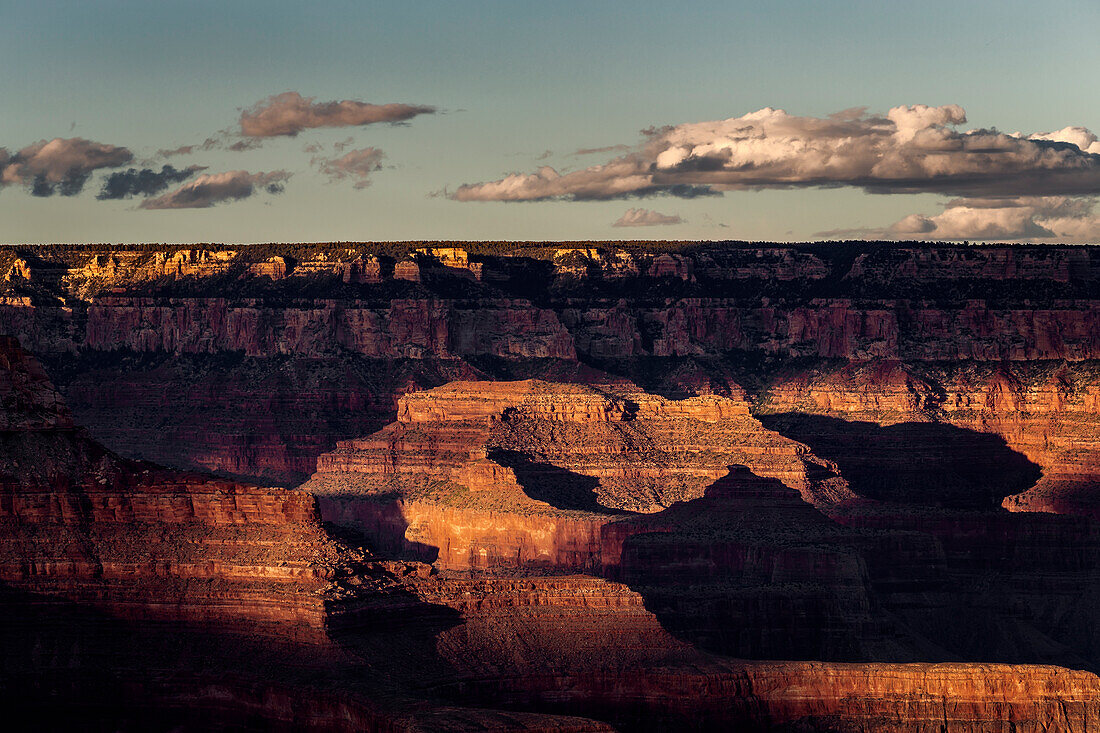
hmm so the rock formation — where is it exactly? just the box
[0,335,638,730]
[756,359,1100,518]
[306,376,1100,671]
[6,241,1100,730]
[8,241,1100,483]
[0,335,368,634]
[306,379,851,572]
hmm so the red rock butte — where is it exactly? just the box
[5,241,1100,731]
[307,379,853,572]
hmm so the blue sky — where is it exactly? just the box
[1,0,1098,243]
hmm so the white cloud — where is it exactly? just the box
[612,208,683,227]
[452,105,1100,202]
[881,196,1100,242]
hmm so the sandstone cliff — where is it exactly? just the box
[3,349,1100,730]
[305,378,1100,671]
[757,359,1100,518]
[305,379,850,574]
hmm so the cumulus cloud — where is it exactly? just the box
[819,196,1100,242]
[1025,127,1100,155]
[239,92,435,137]
[887,214,938,235]
[883,196,1100,242]
[0,137,132,196]
[315,147,384,189]
[97,165,205,200]
[612,207,683,227]
[140,170,290,209]
[452,105,1100,202]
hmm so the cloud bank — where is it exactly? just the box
[0,138,132,196]
[884,196,1100,242]
[451,105,1100,202]
[240,92,435,137]
[98,165,205,200]
[140,170,290,209]
[315,147,384,189]
[816,196,1100,243]
[612,208,683,227]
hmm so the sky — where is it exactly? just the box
[1,0,1098,244]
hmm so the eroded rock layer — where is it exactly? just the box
[306,378,1100,671]
[306,379,850,573]
[0,336,367,634]
[755,359,1100,517]
[7,242,1100,731]
[0,336,631,730]
[9,241,1100,485]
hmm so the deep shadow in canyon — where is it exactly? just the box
[318,494,442,564]
[759,413,1044,508]
[488,448,623,515]
[0,582,428,732]
[603,464,1100,671]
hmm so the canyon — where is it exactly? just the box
[4,241,1100,730]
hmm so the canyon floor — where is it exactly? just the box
[4,241,1100,731]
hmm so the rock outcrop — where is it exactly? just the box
[305,377,1100,670]
[0,336,367,634]
[3,353,1100,730]
[757,359,1100,518]
[0,337,635,730]
[306,379,849,573]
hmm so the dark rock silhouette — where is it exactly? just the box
[488,448,614,514]
[760,413,1043,508]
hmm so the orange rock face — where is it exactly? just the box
[304,377,1100,670]
[307,379,851,573]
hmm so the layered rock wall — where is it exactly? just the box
[454,662,1100,732]
[759,359,1100,518]
[9,242,1100,483]
[0,337,360,632]
[15,297,1100,361]
[307,380,849,576]
[1,297,577,359]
